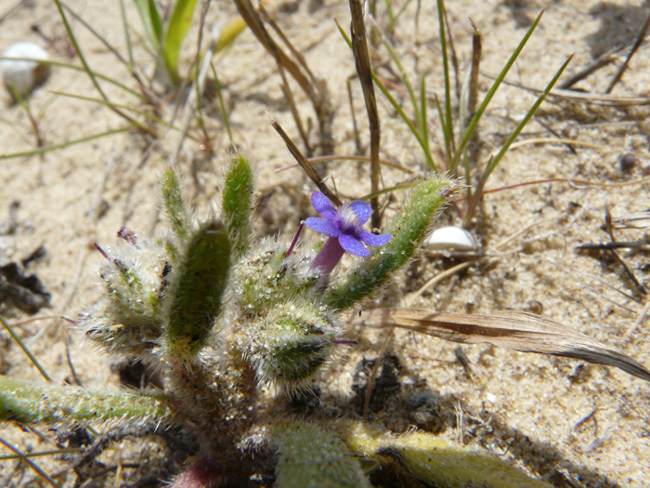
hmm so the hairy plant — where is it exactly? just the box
[1,154,648,487]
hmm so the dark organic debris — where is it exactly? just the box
[352,354,401,413]
[0,248,51,314]
[406,389,445,432]
[111,357,164,390]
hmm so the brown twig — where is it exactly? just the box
[605,10,650,94]
[275,154,415,175]
[349,0,381,229]
[363,328,394,421]
[272,121,341,206]
[461,19,482,171]
[233,0,334,153]
[602,205,647,296]
[577,240,650,251]
[558,52,617,90]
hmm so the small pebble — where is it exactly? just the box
[527,300,544,315]
[426,226,478,251]
[1,42,50,99]
[619,153,637,173]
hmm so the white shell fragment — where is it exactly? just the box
[426,226,478,251]
[1,42,51,99]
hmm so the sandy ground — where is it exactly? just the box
[1,0,649,486]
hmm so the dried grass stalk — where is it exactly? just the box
[349,308,650,382]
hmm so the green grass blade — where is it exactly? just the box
[120,0,135,70]
[433,94,449,166]
[0,57,145,100]
[133,0,163,52]
[464,54,573,225]
[50,91,182,133]
[0,448,81,461]
[418,73,430,157]
[382,38,420,130]
[162,0,200,86]
[436,0,453,163]
[0,127,130,161]
[360,181,419,201]
[0,315,52,382]
[336,20,437,172]
[54,0,152,134]
[215,16,247,52]
[61,2,131,71]
[373,73,436,171]
[450,10,544,173]
[481,55,573,182]
[210,62,233,144]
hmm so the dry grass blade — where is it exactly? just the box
[350,308,650,382]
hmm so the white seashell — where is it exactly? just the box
[1,42,50,99]
[426,226,478,251]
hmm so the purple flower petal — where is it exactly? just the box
[305,217,340,237]
[348,200,372,225]
[359,229,392,247]
[339,234,370,257]
[311,192,337,221]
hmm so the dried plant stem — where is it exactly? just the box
[605,10,650,94]
[349,0,381,229]
[272,121,342,206]
[363,328,393,421]
[233,0,333,152]
[559,51,617,90]
[280,154,415,174]
[460,20,481,178]
[622,300,650,342]
[407,260,480,304]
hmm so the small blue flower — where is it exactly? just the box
[305,191,391,258]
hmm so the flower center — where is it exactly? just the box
[337,205,360,235]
